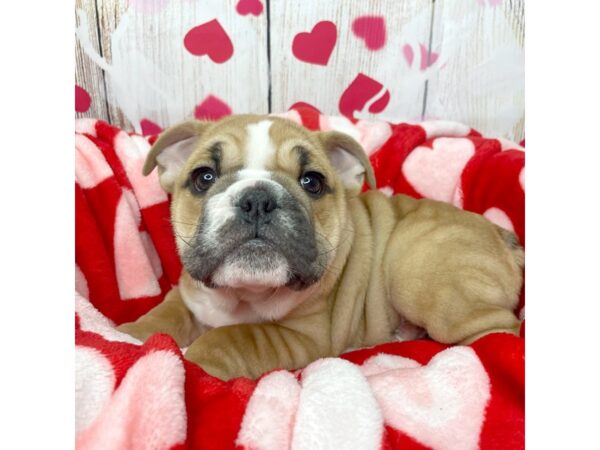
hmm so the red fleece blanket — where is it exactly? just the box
[75,108,525,450]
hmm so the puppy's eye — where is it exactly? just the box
[299,171,325,196]
[190,167,217,192]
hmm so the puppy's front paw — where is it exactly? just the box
[184,344,241,380]
[115,322,156,343]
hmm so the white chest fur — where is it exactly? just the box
[179,278,260,329]
[179,274,313,329]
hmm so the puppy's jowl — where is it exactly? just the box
[118,115,524,380]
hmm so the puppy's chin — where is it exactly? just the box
[210,257,290,290]
[208,240,291,290]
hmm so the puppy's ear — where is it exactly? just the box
[317,131,376,192]
[143,120,211,192]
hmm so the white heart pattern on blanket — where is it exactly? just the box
[291,358,384,450]
[519,166,525,192]
[360,353,421,377]
[236,349,490,450]
[420,121,471,139]
[75,346,116,434]
[114,132,169,209]
[76,350,187,450]
[402,137,475,206]
[366,347,491,450]
[483,207,514,232]
[75,134,114,189]
[319,114,393,155]
[236,371,302,450]
[113,189,162,300]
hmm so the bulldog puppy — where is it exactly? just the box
[117,115,523,380]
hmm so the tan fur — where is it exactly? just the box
[118,115,523,380]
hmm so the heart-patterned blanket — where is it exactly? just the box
[75,108,525,449]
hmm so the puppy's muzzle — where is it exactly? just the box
[183,179,323,290]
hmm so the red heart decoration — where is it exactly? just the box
[194,95,232,121]
[140,119,162,137]
[368,90,390,114]
[75,85,91,113]
[184,19,234,64]
[236,0,263,16]
[352,16,386,51]
[289,102,321,114]
[288,102,322,130]
[292,21,337,66]
[338,73,390,120]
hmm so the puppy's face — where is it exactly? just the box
[145,115,375,295]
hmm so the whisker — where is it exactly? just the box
[170,219,200,227]
[264,286,281,303]
[173,232,194,248]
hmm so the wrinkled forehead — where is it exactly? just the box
[189,116,325,176]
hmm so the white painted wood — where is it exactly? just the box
[95,0,129,129]
[269,0,434,122]
[75,0,109,123]
[74,0,525,143]
[78,0,270,132]
[425,0,525,142]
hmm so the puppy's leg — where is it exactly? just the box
[414,286,522,345]
[116,287,200,347]
[389,259,522,345]
[385,200,523,345]
[184,321,330,380]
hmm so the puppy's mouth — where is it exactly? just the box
[206,238,290,289]
[183,222,321,292]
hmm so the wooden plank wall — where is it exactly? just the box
[76,0,269,133]
[426,0,525,141]
[269,0,432,121]
[75,0,524,142]
[75,0,109,122]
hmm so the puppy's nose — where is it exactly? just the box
[237,189,277,223]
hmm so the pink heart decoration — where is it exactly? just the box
[140,119,162,136]
[365,347,490,450]
[114,190,162,299]
[76,350,187,449]
[402,137,475,205]
[419,44,439,70]
[75,134,114,189]
[194,95,232,120]
[75,346,116,433]
[75,85,91,113]
[483,207,515,231]
[292,21,337,66]
[352,16,386,50]
[236,0,263,16]
[184,19,234,64]
[403,44,439,70]
[339,73,390,120]
[402,45,415,67]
